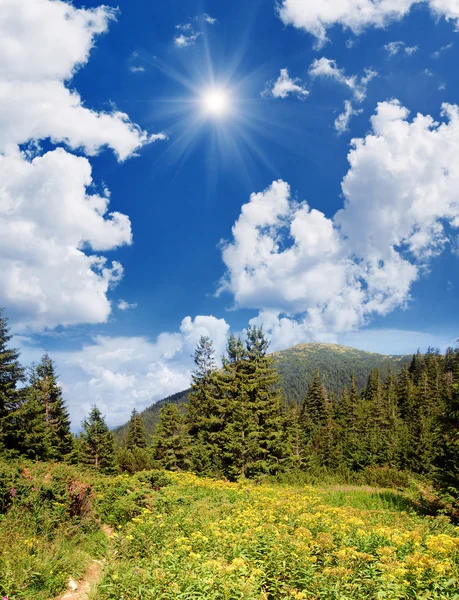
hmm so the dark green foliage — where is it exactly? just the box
[115,343,410,442]
[0,308,25,451]
[126,409,148,450]
[29,354,73,459]
[117,409,152,473]
[216,327,285,479]
[187,336,222,475]
[80,407,117,475]
[153,403,192,471]
[113,389,190,446]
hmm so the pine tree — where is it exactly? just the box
[437,348,459,497]
[187,336,222,475]
[153,403,192,471]
[80,407,117,474]
[299,370,328,468]
[0,308,25,451]
[31,354,73,459]
[335,378,361,470]
[13,385,49,460]
[243,326,284,477]
[126,409,148,450]
[216,333,251,479]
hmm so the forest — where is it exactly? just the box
[1,306,459,599]
[1,306,458,509]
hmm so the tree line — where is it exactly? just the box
[152,330,459,493]
[1,307,458,502]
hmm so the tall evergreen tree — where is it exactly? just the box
[30,354,73,459]
[126,409,148,450]
[0,308,25,451]
[242,326,284,477]
[187,336,222,475]
[153,403,192,471]
[80,407,117,474]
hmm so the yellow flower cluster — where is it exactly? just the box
[99,472,459,599]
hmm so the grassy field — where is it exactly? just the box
[0,463,458,599]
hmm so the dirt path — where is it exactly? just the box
[54,525,114,600]
[55,561,103,600]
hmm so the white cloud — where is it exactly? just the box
[0,0,166,331]
[309,58,377,102]
[202,14,218,24]
[385,41,419,55]
[0,0,164,161]
[0,147,131,331]
[0,81,154,161]
[19,315,230,427]
[174,32,202,47]
[405,45,420,55]
[278,0,459,47]
[309,58,377,132]
[431,42,454,58]
[334,100,363,134]
[118,300,138,311]
[263,68,309,99]
[219,100,459,349]
[130,66,145,73]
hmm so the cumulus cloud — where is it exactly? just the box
[0,147,132,331]
[219,100,459,348]
[263,68,309,99]
[278,0,459,47]
[384,41,419,55]
[309,58,377,132]
[0,0,165,331]
[0,0,162,161]
[19,315,231,427]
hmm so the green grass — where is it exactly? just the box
[1,462,458,599]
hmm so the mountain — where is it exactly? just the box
[113,342,412,444]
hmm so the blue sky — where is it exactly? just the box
[2,0,459,426]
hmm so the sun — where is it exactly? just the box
[201,88,230,117]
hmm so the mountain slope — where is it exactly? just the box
[114,343,412,443]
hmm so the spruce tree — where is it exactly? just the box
[31,354,73,459]
[126,409,148,450]
[0,308,25,451]
[14,385,49,460]
[299,370,329,468]
[242,326,284,477]
[117,409,152,473]
[216,333,251,479]
[80,407,117,474]
[153,403,192,471]
[187,336,222,475]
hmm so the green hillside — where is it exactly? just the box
[114,343,412,443]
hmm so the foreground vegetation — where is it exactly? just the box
[1,461,459,599]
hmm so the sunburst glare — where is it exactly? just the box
[202,88,231,117]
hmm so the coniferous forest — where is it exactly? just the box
[1,305,458,506]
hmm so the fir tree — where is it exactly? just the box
[31,354,73,459]
[0,308,25,451]
[126,409,148,450]
[80,407,117,474]
[153,403,192,471]
[187,336,222,475]
[242,326,284,477]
